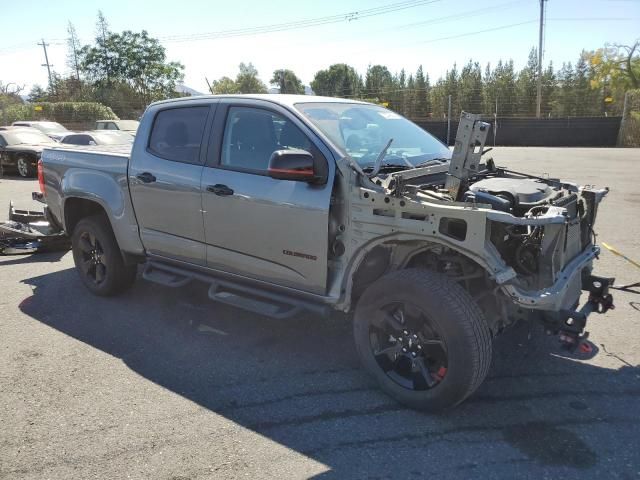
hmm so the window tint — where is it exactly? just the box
[106,122,118,130]
[149,106,209,163]
[63,134,91,145]
[221,107,312,172]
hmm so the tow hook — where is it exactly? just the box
[557,275,615,351]
[558,310,588,352]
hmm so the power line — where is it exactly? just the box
[158,0,442,43]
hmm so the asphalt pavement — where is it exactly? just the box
[1,147,639,479]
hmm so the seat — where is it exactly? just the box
[227,111,278,170]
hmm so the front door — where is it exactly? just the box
[200,101,334,295]
[129,102,214,265]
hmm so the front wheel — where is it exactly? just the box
[353,268,492,411]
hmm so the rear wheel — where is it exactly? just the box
[71,215,137,296]
[353,268,492,411]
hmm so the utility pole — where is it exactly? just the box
[536,0,546,118]
[38,39,54,94]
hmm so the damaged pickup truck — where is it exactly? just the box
[39,95,614,410]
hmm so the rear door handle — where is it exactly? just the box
[136,172,156,183]
[206,184,234,196]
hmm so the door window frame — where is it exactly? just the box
[205,99,331,177]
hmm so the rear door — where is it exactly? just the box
[129,101,215,265]
[200,99,334,295]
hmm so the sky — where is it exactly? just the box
[0,0,638,95]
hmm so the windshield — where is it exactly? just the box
[1,130,56,145]
[34,122,68,134]
[294,102,451,168]
[92,131,134,144]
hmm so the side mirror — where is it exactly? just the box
[268,149,317,182]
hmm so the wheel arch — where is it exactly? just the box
[341,234,498,311]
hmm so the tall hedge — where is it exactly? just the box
[1,102,119,130]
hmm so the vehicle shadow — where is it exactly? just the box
[18,268,640,479]
[0,250,68,266]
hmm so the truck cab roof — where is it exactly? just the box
[149,94,370,109]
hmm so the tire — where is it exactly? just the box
[71,214,137,296]
[16,157,35,178]
[353,268,492,411]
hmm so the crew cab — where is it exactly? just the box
[39,95,614,410]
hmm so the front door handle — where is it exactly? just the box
[206,184,234,196]
[136,172,156,183]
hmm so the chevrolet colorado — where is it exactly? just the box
[39,95,614,410]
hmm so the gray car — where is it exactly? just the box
[40,94,614,410]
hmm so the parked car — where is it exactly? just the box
[0,128,57,177]
[39,94,614,411]
[60,131,134,146]
[95,119,140,135]
[11,121,69,141]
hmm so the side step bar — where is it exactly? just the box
[142,261,330,319]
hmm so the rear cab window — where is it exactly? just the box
[148,106,209,164]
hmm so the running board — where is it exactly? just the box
[142,263,192,287]
[142,260,329,319]
[208,281,302,319]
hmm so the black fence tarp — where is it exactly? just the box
[415,116,622,147]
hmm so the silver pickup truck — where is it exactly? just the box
[40,94,614,410]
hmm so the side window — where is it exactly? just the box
[0,136,6,147]
[221,107,312,173]
[148,106,209,164]
[96,123,105,130]
[63,135,88,145]
[106,122,118,130]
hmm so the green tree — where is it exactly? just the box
[515,48,539,115]
[67,22,82,82]
[210,76,238,94]
[551,62,576,116]
[458,60,483,114]
[79,29,184,110]
[541,62,556,116]
[235,63,267,93]
[365,64,394,100]
[270,69,304,94]
[414,65,430,118]
[574,54,601,115]
[583,42,640,114]
[27,85,49,103]
[310,64,362,97]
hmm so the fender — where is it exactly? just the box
[61,167,145,255]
